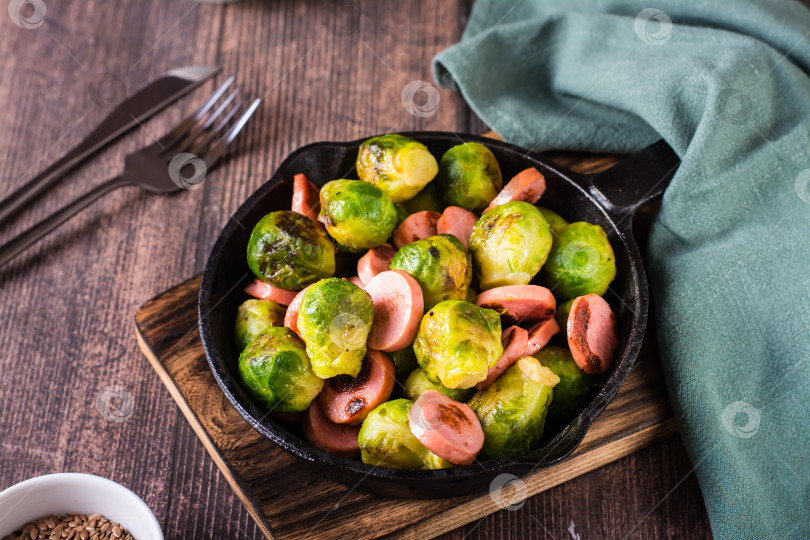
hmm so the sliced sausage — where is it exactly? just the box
[436,206,477,249]
[302,402,361,459]
[283,285,311,335]
[357,243,396,284]
[346,276,365,288]
[475,285,556,324]
[525,317,560,356]
[392,210,441,249]
[291,173,320,221]
[484,167,546,212]
[567,294,618,374]
[364,270,424,352]
[318,350,395,425]
[244,278,298,306]
[408,390,484,466]
[476,325,529,390]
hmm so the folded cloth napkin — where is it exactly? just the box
[433,1,810,538]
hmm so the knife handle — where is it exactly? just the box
[0,174,132,268]
[0,138,100,227]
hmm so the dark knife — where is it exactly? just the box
[0,65,220,226]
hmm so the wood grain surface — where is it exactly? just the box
[0,1,715,538]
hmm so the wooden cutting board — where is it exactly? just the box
[134,274,676,540]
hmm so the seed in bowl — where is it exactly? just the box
[1,513,134,540]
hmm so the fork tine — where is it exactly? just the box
[172,86,240,154]
[188,96,246,156]
[202,98,261,168]
[157,75,235,149]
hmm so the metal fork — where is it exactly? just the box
[0,77,260,268]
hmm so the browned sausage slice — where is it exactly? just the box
[392,210,441,249]
[525,317,560,356]
[291,173,320,221]
[283,285,310,335]
[357,243,397,284]
[567,294,618,374]
[408,390,484,466]
[475,285,556,323]
[244,278,298,306]
[346,276,365,288]
[484,167,546,212]
[302,402,361,459]
[364,270,424,352]
[436,206,478,249]
[476,325,529,390]
[318,350,395,425]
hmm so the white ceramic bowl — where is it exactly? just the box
[0,473,163,540]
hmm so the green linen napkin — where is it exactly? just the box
[433,1,810,538]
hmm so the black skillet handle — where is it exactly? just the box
[582,139,680,221]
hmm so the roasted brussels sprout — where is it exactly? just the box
[403,368,474,402]
[468,356,560,458]
[389,346,419,380]
[390,234,472,310]
[413,300,503,389]
[247,210,336,289]
[469,201,552,290]
[534,346,603,431]
[358,399,452,469]
[356,134,439,203]
[318,179,398,252]
[399,182,444,214]
[435,142,503,210]
[298,278,375,378]
[538,207,569,237]
[234,299,286,351]
[555,298,575,330]
[237,327,324,413]
[544,222,616,300]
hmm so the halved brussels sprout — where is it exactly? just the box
[399,182,444,214]
[435,142,503,210]
[413,299,503,389]
[389,346,419,380]
[469,201,552,290]
[237,327,324,413]
[390,234,472,310]
[403,368,474,402]
[544,222,616,300]
[537,207,569,237]
[298,278,374,378]
[534,346,603,431]
[247,210,336,290]
[358,399,452,469]
[234,299,286,351]
[356,134,439,203]
[468,356,560,458]
[318,179,398,252]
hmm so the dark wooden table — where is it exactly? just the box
[0,1,713,538]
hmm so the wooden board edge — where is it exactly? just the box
[393,419,679,540]
[133,322,276,540]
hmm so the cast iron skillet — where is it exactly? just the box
[199,132,679,499]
